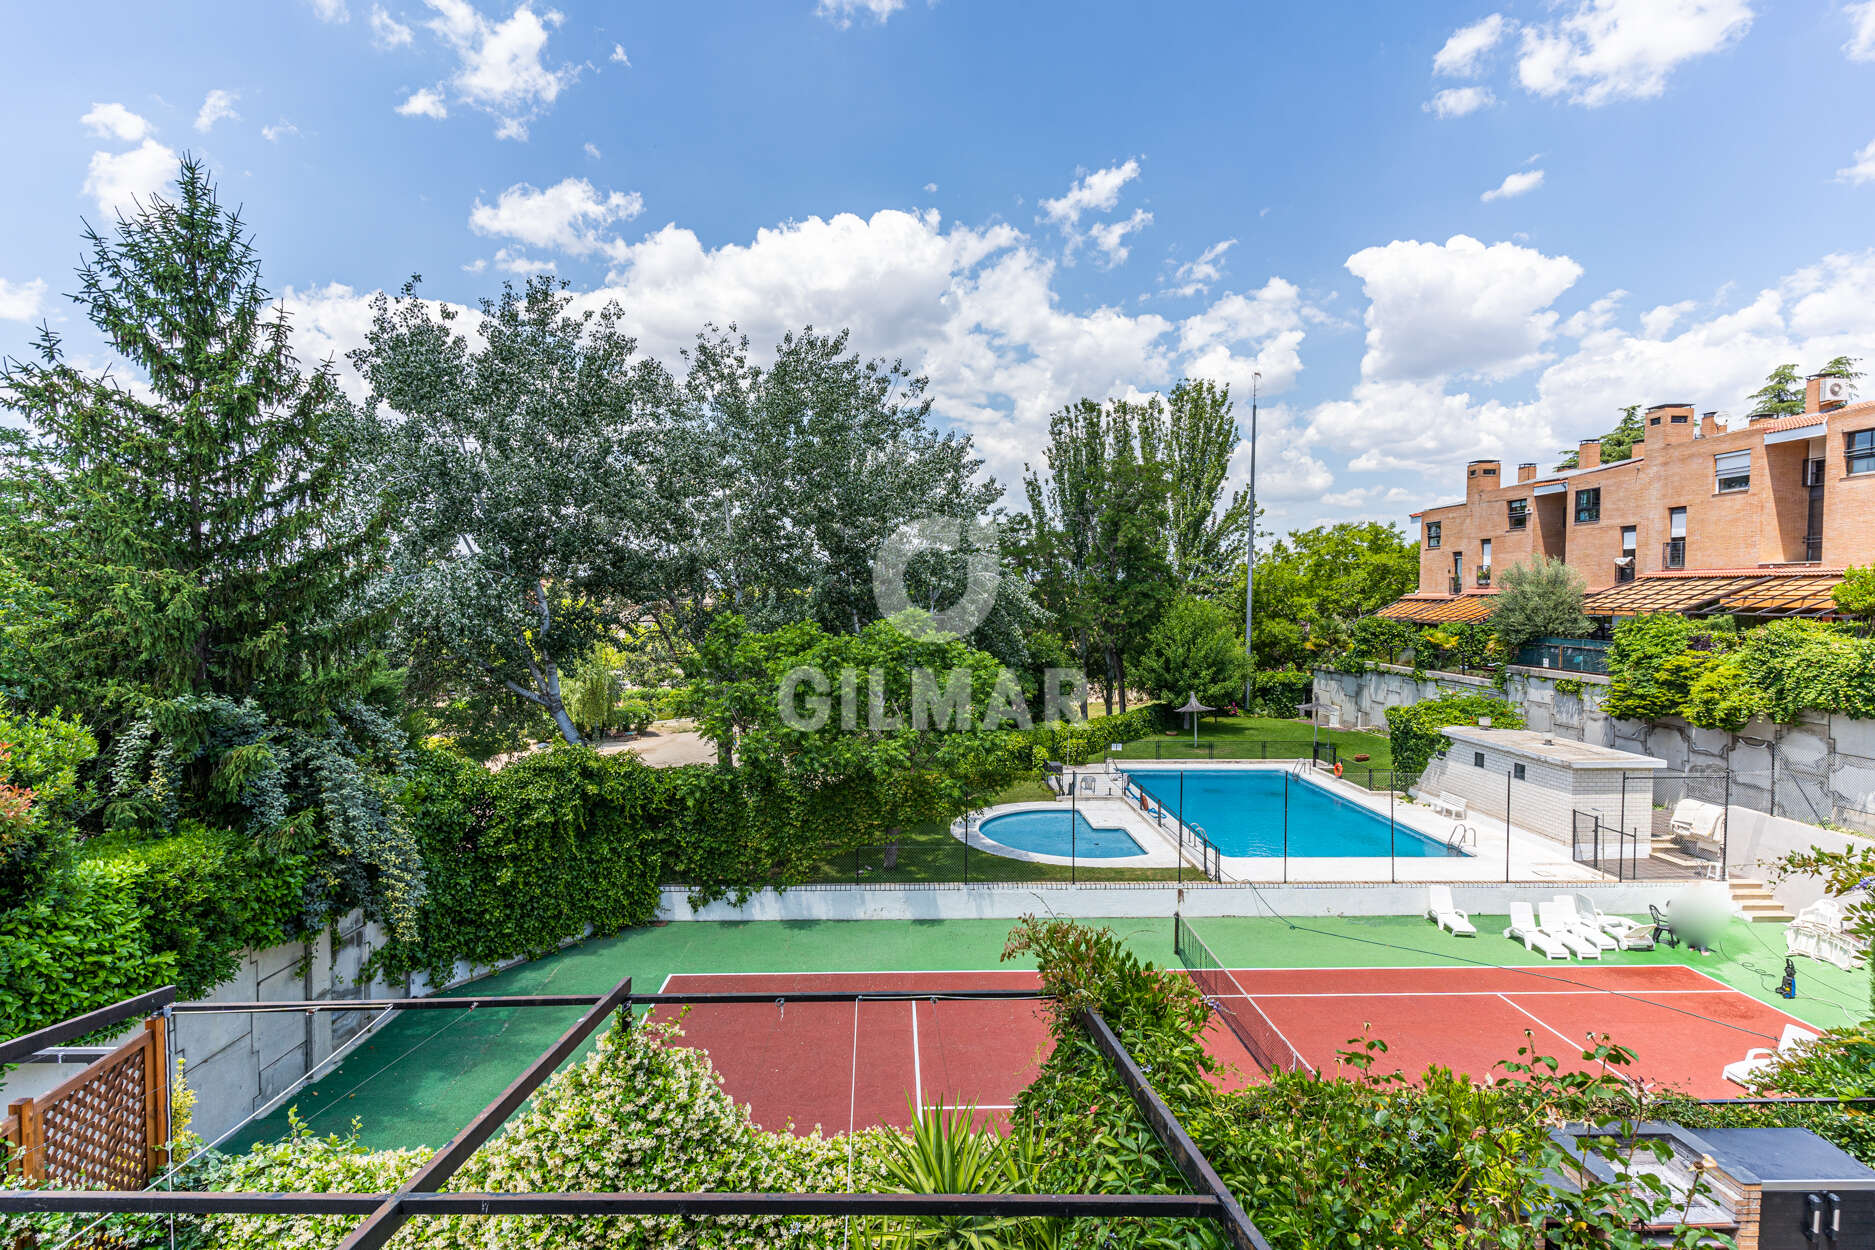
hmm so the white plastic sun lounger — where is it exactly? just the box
[1722,1023,1820,1088]
[1570,893,1654,951]
[1539,900,1602,959]
[1549,896,1618,952]
[1505,901,1570,960]
[1426,885,1476,936]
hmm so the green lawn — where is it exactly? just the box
[1113,714,1396,773]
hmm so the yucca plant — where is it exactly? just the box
[866,1100,1059,1250]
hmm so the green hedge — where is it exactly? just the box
[1383,692,1523,775]
[79,824,308,996]
[372,745,818,984]
[1244,669,1313,717]
[0,858,176,1040]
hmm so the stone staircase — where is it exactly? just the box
[1728,877,1792,924]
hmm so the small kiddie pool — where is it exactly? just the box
[975,809,1145,859]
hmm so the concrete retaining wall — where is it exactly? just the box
[657,881,1680,924]
[1315,666,1875,835]
[1725,807,1875,913]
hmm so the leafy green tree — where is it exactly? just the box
[1553,404,1644,469]
[1748,363,1806,417]
[689,614,1023,866]
[1140,379,1249,595]
[1491,556,1591,659]
[1018,399,1175,714]
[0,156,388,734]
[353,277,675,746]
[1833,565,1875,624]
[1132,596,1250,709]
[1226,522,1418,669]
[652,327,1020,656]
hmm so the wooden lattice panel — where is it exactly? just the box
[37,1040,150,1191]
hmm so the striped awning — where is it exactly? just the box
[1375,595,1497,624]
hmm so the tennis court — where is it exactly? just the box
[650,971,1054,1134]
[1177,920,1817,1098]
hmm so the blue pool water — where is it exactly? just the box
[976,810,1146,858]
[1124,768,1464,858]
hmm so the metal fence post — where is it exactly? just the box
[1768,739,1778,820]
[1071,777,1078,886]
[963,812,970,886]
[1282,768,1290,884]
[1177,770,1185,888]
[1389,784,1396,884]
[1721,769,1731,880]
[1505,771,1513,883]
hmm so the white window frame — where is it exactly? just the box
[1714,449,1751,493]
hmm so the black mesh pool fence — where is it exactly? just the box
[1172,913,1311,1076]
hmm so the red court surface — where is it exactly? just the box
[651,972,1054,1135]
[1194,964,1814,1099]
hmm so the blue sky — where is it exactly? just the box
[4,0,1875,533]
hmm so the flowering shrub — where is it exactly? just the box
[203,1018,896,1250]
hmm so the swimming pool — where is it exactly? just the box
[1123,768,1464,858]
[975,810,1146,859]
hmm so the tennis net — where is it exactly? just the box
[1172,913,1312,1075]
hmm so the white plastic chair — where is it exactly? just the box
[1505,901,1570,960]
[1573,894,1655,951]
[1539,900,1602,959]
[1426,885,1476,937]
[1722,1023,1820,1088]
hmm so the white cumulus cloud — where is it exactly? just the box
[609,42,629,65]
[80,105,175,217]
[1838,138,1875,185]
[1481,169,1545,201]
[1846,1,1875,61]
[1345,235,1583,382]
[815,0,905,28]
[1516,0,1753,106]
[262,120,301,142]
[1086,208,1152,269]
[397,87,448,119]
[0,277,48,321]
[306,0,349,21]
[81,102,151,142]
[1166,238,1236,298]
[418,0,577,139]
[1423,86,1495,118]
[370,5,414,46]
[1434,14,1512,76]
[469,177,644,257]
[194,89,240,133]
[1040,160,1140,228]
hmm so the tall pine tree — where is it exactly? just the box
[0,158,417,934]
[1,155,387,730]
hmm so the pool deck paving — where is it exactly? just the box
[231,912,1870,1153]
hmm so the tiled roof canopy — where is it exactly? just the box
[1374,594,1497,624]
[1583,570,1844,618]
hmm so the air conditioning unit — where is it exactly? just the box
[1818,375,1851,406]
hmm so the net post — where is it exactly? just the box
[1504,771,1513,883]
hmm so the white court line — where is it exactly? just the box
[909,1000,923,1114]
[1201,988,1742,1000]
[1495,993,1595,1055]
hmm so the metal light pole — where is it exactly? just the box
[1243,370,1259,710]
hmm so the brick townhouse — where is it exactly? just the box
[1380,374,1875,628]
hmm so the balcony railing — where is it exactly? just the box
[1804,533,1823,562]
[1662,539,1685,570]
[1448,576,1462,595]
[1476,567,1492,587]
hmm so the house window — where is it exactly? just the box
[1473,752,1485,768]
[1479,538,1492,570]
[1617,526,1637,583]
[1670,507,1687,538]
[1507,499,1528,530]
[1848,429,1875,476]
[1670,414,1689,423]
[1513,763,1527,781]
[1575,487,1601,524]
[1665,507,1686,569]
[1425,521,1442,548]
[1715,449,1751,493]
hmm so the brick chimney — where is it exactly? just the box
[1516,463,1537,483]
[1576,439,1601,470]
[1465,459,1502,499]
[1647,402,1697,445]
[1805,375,1822,413]
[1700,411,1722,438]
